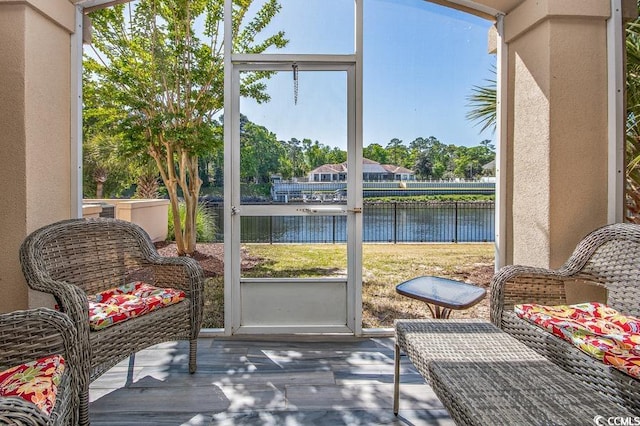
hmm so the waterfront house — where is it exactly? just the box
[308,158,415,182]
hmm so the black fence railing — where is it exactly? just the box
[204,201,495,243]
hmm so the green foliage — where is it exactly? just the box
[167,203,216,243]
[304,139,336,169]
[282,138,308,178]
[204,116,496,185]
[240,183,271,197]
[466,66,497,134]
[385,138,411,168]
[83,61,141,197]
[85,0,287,254]
[240,120,285,184]
[627,10,640,222]
[83,132,136,197]
[363,143,388,164]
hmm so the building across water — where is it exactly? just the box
[307,158,415,182]
[271,180,495,202]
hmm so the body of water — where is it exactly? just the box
[205,201,495,243]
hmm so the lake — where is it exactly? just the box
[204,201,495,243]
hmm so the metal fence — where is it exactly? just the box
[205,201,495,243]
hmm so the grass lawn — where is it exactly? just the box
[202,243,495,329]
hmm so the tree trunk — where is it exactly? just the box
[150,141,191,256]
[181,154,202,255]
[167,185,187,255]
[149,138,202,256]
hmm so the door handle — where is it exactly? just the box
[297,207,346,214]
[295,207,361,214]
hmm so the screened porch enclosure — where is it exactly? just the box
[221,0,497,336]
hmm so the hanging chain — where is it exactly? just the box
[292,63,299,105]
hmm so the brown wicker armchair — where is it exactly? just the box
[19,218,204,424]
[491,222,640,414]
[0,308,82,425]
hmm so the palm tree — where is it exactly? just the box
[466,66,496,134]
[466,10,640,223]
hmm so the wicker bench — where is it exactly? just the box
[394,319,635,425]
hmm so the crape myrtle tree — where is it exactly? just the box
[84,0,287,255]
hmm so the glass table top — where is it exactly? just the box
[395,276,486,310]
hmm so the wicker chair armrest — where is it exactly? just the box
[0,397,51,425]
[21,279,90,342]
[490,265,571,327]
[0,308,87,426]
[144,255,204,338]
[145,256,204,313]
[0,308,81,366]
[124,220,205,297]
[145,255,205,298]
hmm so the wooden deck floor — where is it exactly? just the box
[89,336,454,425]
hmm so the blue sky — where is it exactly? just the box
[240,0,496,150]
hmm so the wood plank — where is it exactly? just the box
[89,337,453,425]
[284,383,445,411]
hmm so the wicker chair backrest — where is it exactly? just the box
[563,223,640,317]
[21,218,156,296]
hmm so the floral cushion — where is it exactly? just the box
[0,355,65,416]
[515,302,640,379]
[88,281,186,331]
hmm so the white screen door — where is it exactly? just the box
[226,60,362,334]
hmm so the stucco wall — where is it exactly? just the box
[511,21,552,267]
[25,7,72,231]
[0,0,74,312]
[505,2,611,269]
[548,18,608,267]
[0,4,29,313]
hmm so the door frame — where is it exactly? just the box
[223,0,363,336]
[226,60,363,335]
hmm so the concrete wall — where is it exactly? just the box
[0,0,75,312]
[82,204,102,218]
[84,199,170,242]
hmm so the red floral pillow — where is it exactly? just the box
[515,302,640,379]
[0,355,65,416]
[88,281,186,330]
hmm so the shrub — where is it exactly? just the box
[167,202,216,243]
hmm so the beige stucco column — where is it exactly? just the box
[0,0,76,312]
[501,0,634,268]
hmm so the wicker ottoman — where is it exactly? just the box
[394,319,634,425]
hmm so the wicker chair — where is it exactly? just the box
[490,222,640,415]
[0,308,82,425]
[19,218,204,424]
